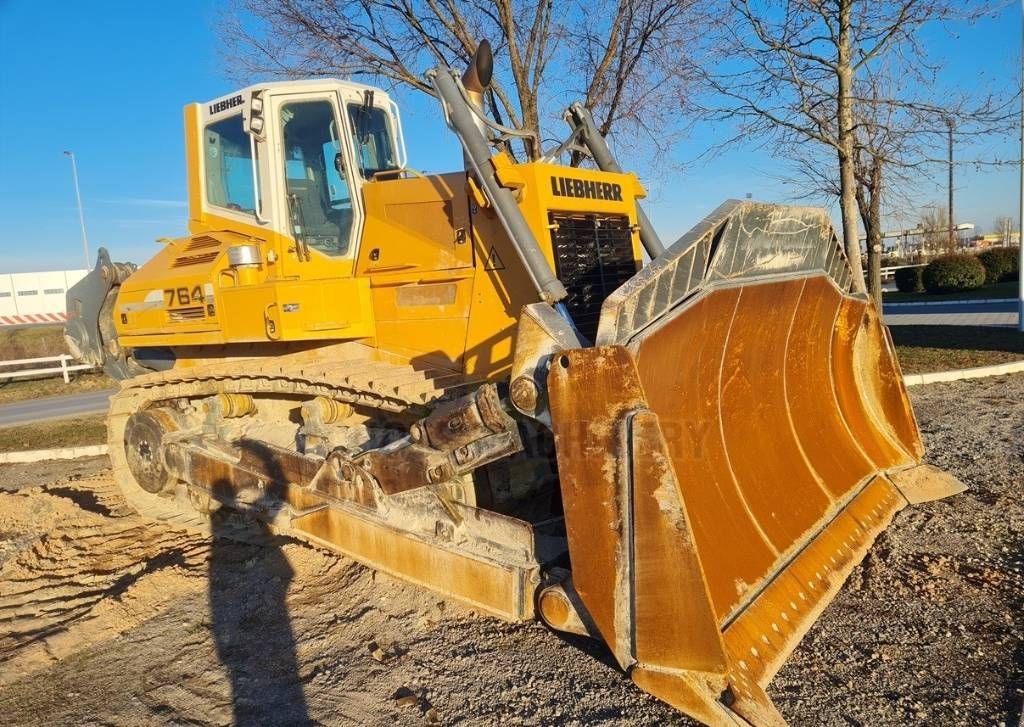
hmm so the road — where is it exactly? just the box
[0,388,116,428]
[883,299,1018,327]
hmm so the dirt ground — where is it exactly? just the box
[0,375,1021,726]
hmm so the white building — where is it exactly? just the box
[0,269,88,325]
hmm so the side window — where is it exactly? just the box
[346,104,398,178]
[204,114,257,214]
[280,100,353,257]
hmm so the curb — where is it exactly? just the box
[903,360,1024,387]
[884,297,1016,308]
[0,444,108,464]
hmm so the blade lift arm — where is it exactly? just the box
[563,103,665,260]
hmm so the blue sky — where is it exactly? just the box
[0,0,1020,273]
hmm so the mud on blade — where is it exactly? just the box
[545,200,964,726]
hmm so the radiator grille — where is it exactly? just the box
[549,212,637,341]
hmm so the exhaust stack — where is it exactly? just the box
[461,40,493,158]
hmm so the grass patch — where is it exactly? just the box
[891,325,1024,374]
[0,414,107,453]
[0,324,66,358]
[884,280,1018,303]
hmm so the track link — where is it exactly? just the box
[108,343,472,533]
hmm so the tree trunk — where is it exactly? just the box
[864,162,884,307]
[836,0,867,293]
[866,219,883,306]
[854,167,882,307]
[522,96,540,160]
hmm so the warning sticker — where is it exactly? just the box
[484,245,505,271]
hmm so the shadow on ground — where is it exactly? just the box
[209,446,312,726]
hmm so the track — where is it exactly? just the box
[106,342,468,526]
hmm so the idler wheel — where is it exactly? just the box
[124,408,181,494]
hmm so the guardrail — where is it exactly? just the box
[0,354,97,383]
[880,263,925,281]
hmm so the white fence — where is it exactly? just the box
[0,354,96,383]
[880,264,925,281]
[0,269,88,325]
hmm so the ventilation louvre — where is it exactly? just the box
[172,251,220,268]
[184,235,221,251]
[168,306,206,322]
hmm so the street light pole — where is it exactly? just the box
[1019,0,1024,331]
[947,116,955,251]
[63,150,91,268]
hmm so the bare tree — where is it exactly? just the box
[919,205,952,254]
[773,67,1011,303]
[993,215,1016,246]
[778,69,925,304]
[844,71,987,302]
[696,0,998,293]
[221,0,707,165]
[852,105,897,304]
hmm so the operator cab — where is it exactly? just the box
[192,79,407,263]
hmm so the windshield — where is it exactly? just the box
[346,104,399,178]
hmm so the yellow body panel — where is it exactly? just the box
[114,103,645,381]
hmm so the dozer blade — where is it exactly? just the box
[545,201,964,726]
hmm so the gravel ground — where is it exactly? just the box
[0,375,1020,726]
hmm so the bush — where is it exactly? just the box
[894,266,924,293]
[922,254,986,294]
[977,247,1020,284]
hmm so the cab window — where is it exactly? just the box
[346,104,398,178]
[280,100,353,257]
[204,114,258,214]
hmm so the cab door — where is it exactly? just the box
[268,91,362,281]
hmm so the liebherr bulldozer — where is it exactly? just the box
[67,43,963,725]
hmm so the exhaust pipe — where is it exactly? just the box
[460,40,493,159]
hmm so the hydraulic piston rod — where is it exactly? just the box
[565,103,666,259]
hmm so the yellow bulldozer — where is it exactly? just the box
[66,43,963,725]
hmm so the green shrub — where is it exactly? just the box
[893,266,924,293]
[922,254,986,294]
[977,247,1020,284]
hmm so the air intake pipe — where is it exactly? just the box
[460,39,493,145]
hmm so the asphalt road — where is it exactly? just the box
[883,299,1019,327]
[0,388,116,428]
[882,299,1017,315]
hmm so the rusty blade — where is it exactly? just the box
[547,271,963,726]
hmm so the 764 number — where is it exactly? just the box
[164,286,204,307]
